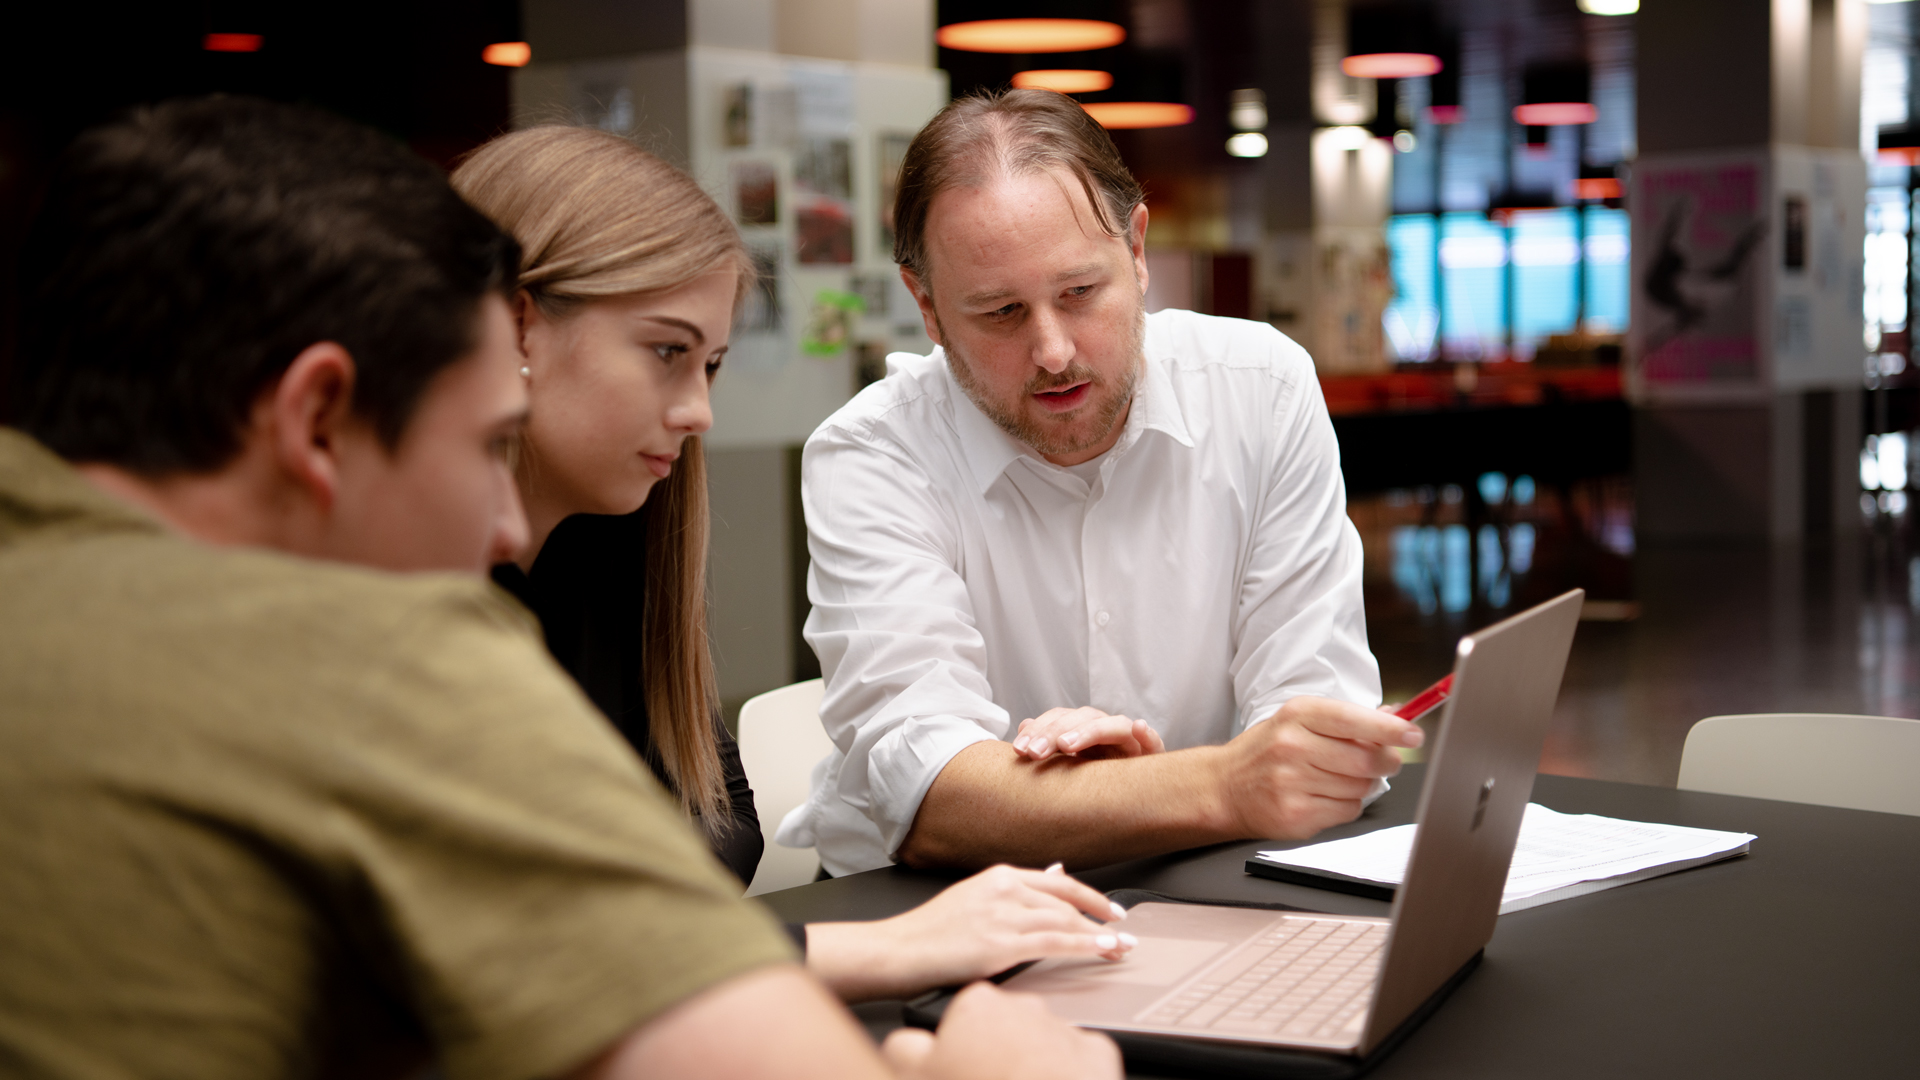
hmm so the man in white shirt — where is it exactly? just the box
[781,90,1422,876]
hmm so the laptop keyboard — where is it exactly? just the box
[1135,917,1388,1040]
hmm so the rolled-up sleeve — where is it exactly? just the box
[800,420,1003,857]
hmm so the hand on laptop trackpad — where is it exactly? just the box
[1017,937,1226,988]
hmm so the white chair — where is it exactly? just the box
[736,678,834,896]
[1677,713,1920,817]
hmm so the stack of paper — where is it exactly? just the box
[1252,804,1756,914]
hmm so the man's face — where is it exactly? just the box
[905,169,1150,466]
[327,295,530,573]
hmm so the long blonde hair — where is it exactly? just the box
[452,127,752,825]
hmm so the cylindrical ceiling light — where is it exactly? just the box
[1342,53,1442,79]
[1514,64,1595,127]
[482,41,532,67]
[1081,102,1194,129]
[203,32,263,52]
[1012,69,1114,93]
[938,18,1126,53]
[1343,4,1444,79]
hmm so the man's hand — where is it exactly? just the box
[1013,707,1165,761]
[1221,696,1423,841]
[880,983,1122,1080]
[805,864,1137,1002]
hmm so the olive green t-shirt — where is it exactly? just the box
[0,430,796,1080]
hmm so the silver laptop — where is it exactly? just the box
[1000,588,1585,1056]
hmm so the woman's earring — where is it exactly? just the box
[519,366,531,379]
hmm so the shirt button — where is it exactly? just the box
[1096,610,1111,627]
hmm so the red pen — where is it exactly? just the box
[1392,674,1453,721]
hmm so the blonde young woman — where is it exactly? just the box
[451,127,1133,1002]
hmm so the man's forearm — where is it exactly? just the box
[895,741,1245,871]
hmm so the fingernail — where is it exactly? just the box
[1060,732,1081,749]
[1013,736,1030,753]
[1032,737,1050,755]
[1402,729,1425,747]
[1109,901,1128,920]
[1095,934,1118,950]
[1047,861,1066,874]
[1117,932,1139,948]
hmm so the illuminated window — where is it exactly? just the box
[1385,207,1631,360]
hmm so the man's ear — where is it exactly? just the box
[900,266,944,347]
[1128,203,1151,298]
[264,342,358,512]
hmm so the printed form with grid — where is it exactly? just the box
[1134,917,1388,1041]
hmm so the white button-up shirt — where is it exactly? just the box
[778,309,1382,874]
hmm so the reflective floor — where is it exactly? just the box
[1355,478,1920,787]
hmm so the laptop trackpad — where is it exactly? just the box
[1017,937,1227,989]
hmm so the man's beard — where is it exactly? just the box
[941,302,1144,460]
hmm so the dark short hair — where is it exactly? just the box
[891,89,1146,284]
[14,95,520,474]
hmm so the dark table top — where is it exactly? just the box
[757,766,1920,1079]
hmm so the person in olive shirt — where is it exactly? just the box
[0,96,1117,1080]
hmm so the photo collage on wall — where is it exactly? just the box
[715,73,925,372]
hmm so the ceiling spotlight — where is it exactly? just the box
[938,19,1126,54]
[1341,53,1444,79]
[482,41,532,67]
[1393,130,1417,153]
[1012,69,1114,93]
[1226,132,1270,158]
[1229,88,1268,132]
[203,33,263,52]
[1080,102,1195,130]
[1322,125,1372,151]
[1577,0,1640,12]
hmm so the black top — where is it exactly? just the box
[492,509,764,886]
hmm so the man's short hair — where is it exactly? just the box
[890,89,1146,285]
[13,95,520,474]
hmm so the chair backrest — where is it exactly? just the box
[1677,713,1920,816]
[736,678,833,896]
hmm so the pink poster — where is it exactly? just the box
[1632,159,1767,386]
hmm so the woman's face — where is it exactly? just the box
[515,269,733,527]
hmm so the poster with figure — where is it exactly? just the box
[1630,155,1767,391]
[794,137,853,264]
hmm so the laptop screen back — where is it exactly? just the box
[1361,588,1584,1051]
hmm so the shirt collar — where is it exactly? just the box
[942,329,1195,497]
[0,428,162,547]
[941,348,1037,496]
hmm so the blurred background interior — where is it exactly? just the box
[1,0,1914,785]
